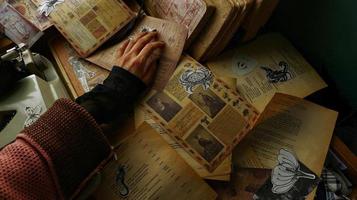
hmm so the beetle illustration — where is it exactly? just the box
[261,61,292,83]
[179,67,213,94]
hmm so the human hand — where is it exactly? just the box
[116,31,165,85]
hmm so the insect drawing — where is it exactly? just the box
[261,61,292,83]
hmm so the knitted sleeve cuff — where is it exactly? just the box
[18,98,113,199]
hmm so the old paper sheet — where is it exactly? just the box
[144,0,213,46]
[43,0,135,57]
[8,0,52,31]
[207,33,327,112]
[0,2,43,46]
[142,55,259,172]
[233,93,338,172]
[233,93,337,200]
[134,105,231,181]
[94,122,217,200]
[87,16,188,90]
[49,37,109,98]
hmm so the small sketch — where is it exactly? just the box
[186,125,224,162]
[146,92,182,122]
[68,56,96,92]
[232,55,257,76]
[261,61,292,83]
[271,149,316,194]
[115,165,129,197]
[179,67,213,94]
[189,88,226,118]
[38,0,64,16]
[24,105,43,128]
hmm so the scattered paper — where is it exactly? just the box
[94,122,217,200]
[207,33,327,112]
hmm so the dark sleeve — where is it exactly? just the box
[76,66,147,124]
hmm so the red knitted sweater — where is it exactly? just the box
[0,99,113,200]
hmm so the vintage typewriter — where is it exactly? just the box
[0,43,68,148]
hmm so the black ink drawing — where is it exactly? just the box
[38,0,64,16]
[253,149,319,200]
[271,149,316,194]
[261,61,292,83]
[115,165,129,197]
[179,67,213,94]
[24,105,43,128]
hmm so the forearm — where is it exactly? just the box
[76,66,146,124]
[0,66,146,199]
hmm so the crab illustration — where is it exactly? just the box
[179,67,213,94]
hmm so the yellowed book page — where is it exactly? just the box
[144,0,210,46]
[87,16,188,90]
[49,36,109,97]
[142,54,259,172]
[207,33,327,112]
[44,0,134,57]
[94,122,217,200]
[233,93,337,170]
[188,0,234,61]
[8,0,52,31]
[233,93,337,199]
[134,105,232,180]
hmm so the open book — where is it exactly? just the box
[142,54,259,172]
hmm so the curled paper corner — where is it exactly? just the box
[38,0,64,16]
